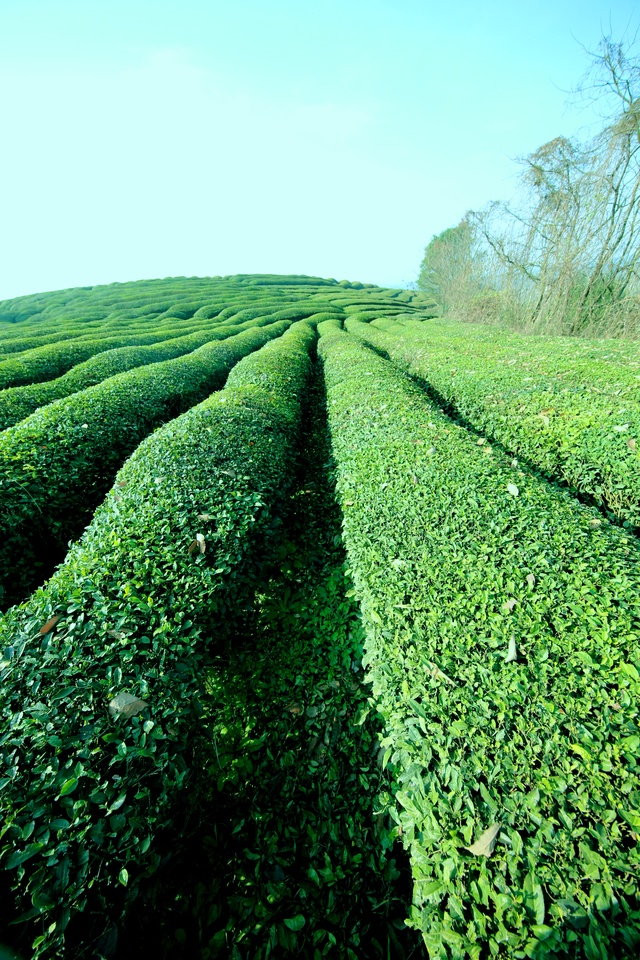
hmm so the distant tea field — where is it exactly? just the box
[0,275,638,960]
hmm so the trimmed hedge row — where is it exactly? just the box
[0,330,217,391]
[0,315,220,361]
[0,319,317,957]
[318,325,640,959]
[347,318,640,530]
[0,330,94,356]
[0,320,291,610]
[0,274,352,330]
[0,314,291,431]
[368,317,640,388]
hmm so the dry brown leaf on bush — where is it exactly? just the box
[39,616,59,635]
[108,692,148,719]
[465,823,500,857]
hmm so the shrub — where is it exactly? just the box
[0,320,317,957]
[319,325,640,958]
[347,317,640,530]
[0,321,290,609]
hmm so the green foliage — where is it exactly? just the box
[418,216,488,316]
[347,318,640,530]
[0,313,302,431]
[0,321,290,609]
[319,325,640,958]
[119,365,419,958]
[0,333,192,391]
[0,320,317,958]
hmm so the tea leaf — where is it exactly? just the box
[108,692,148,719]
[465,823,500,857]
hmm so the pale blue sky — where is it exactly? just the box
[0,0,637,299]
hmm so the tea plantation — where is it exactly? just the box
[0,276,637,960]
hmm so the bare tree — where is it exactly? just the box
[469,31,640,336]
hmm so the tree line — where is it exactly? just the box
[419,32,640,337]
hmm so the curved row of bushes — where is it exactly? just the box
[318,324,640,958]
[0,319,317,958]
[0,314,227,362]
[348,318,640,530]
[0,278,425,354]
[0,320,291,610]
[0,313,298,431]
[0,329,223,391]
[0,330,95,356]
[374,317,640,388]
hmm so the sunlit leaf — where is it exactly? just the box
[59,777,78,797]
[524,871,545,924]
[465,823,500,857]
[108,692,148,719]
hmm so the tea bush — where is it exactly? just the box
[0,320,316,957]
[0,332,210,391]
[0,313,296,431]
[0,320,290,609]
[319,324,640,959]
[348,318,640,530]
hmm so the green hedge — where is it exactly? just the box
[0,331,215,391]
[0,331,93,356]
[347,318,640,530]
[0,315,289,431]
[0,320,316,957]
[318,325,640,959]
[0,320,291,610]
[0,317,216,361]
